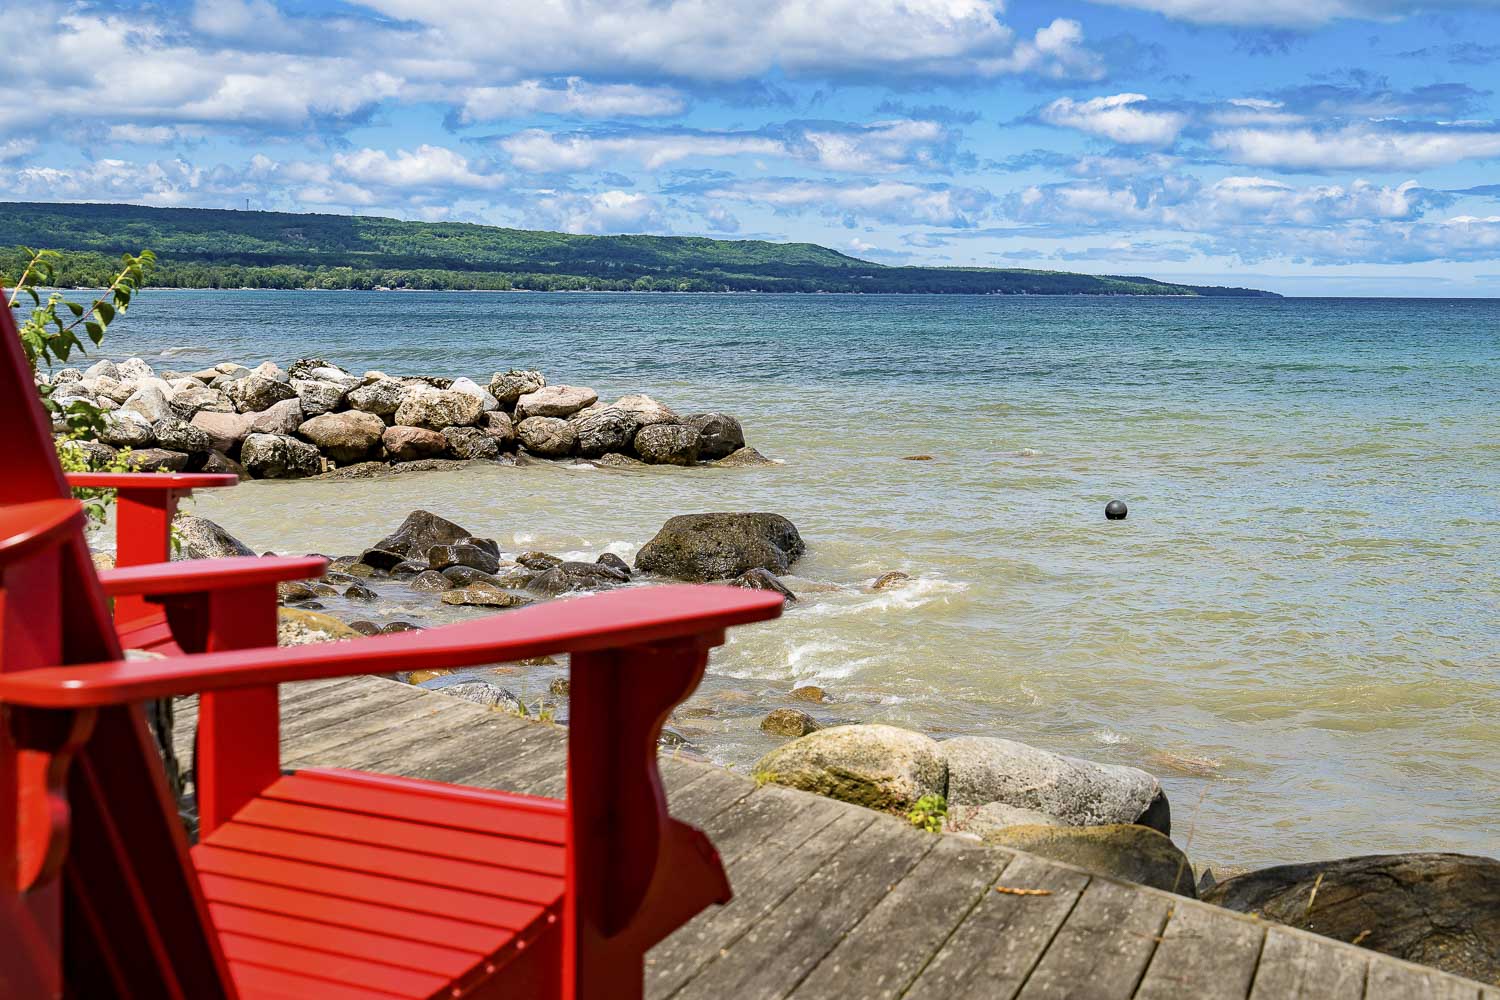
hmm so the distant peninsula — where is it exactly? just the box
[0,201,1277,298]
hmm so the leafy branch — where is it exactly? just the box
[6,246,155,369]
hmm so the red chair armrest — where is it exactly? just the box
[98,556,328,598]
[66,473,239,491]
[0,585,784,707]
[0,499,85,566]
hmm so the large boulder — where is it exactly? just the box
[441,426,500,460]
[394,386,483,430]
[98,412,154,447]
[173,514,256,562]
[517,416,577,457]
[347,379,405,416]
[572,406,639,458]
[120,384,173,424]
[480,411,516,449]
[939,736,1169,834]
[614,393,678,427]
[240,433,322,479]
[945,802,1064,838]
[190,410,256,453]
[634,423,700,466]
[125,448,189,472]
[635,512,805,581]
[227,373,297,413]
[684,412,745,460]
[298,411,385,463]
[84,359,120,381]
[449,377,499,412]
[249,398,305,436]
[1203,853,1500,982]
[382,425,447,462]
[426,543,501,575]
[984,825,1197,897]
[753,724,945,814]
[152,419,213,454]
[291,378,349,416]
[489,369,545,406]
[168,384,231,421]
[514,384,597,419]
[116,357,155,381]
[374,510,474,558]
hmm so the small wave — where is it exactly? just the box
[157,345,209,357]
[1092,729,1127,745]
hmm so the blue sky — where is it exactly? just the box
[5,0,1500,294]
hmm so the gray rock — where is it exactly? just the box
[168,384,231,420]
[197,449,249,479]
[753,724,945,814]
[514,384,598,419]
[250,361,290,383]
[120,385,173,424]
[938,736,1169,834]
[441,584,534,609]
[730,567,796,601]
[596,552,632,577]
[374,509,474,557]
[409,570,453,592]
[173,514,255,560]
[347,379,405,416]
[125,448,189,472]
[389,560,428,579]
[613,393,678,427]
[292,378,348,416]
[873,571,911,590]
[488,369,545,406]
[712,446,776,468]
[684,412,745,460]
[449,377,499,412]
[84,359,120,381]
[227,373,297,413]
[358,548,407,571]
[595,452,647,468]
[633,423,700,466]
[99,412,154,447]
[761,708,820,737]
[517,416,577,457]
[427,544,501,575]
[438,679,526,714]
[945,802,1064,839]
[480,410,516,449]
[298,410,386,463]
[344,583,378,601]
[190,410,256,453]
[459,536,500,557]
[394,386,483,430]
[985,825,1197,897]
[249,398,305,437]
[442,566,497,587]
[382,425,447,462]
[1203,853,1500,982]
[635,512,806,582]
[153,419,213,454]
[572,406,639,457]
[528,560,629,595]
[516,552,562,571]
[116,357,155,381]
[240,433,322,479]
[441,426,500,460]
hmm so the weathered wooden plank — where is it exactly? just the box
[276,681,423,745]
[693,784,849,869]
[1247,926,1368,1000]
[903,851,1088,999]
[651,762,757,828]
[280,696,462,768]
[1017,876,1173,1000]
[1365,961,1480,1000]
[672,813,934,1000]
[790,835,1012,1000]
[648,800,869,999]
[1134,899,1264,1000]
[364,713,551,785]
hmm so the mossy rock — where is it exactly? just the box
[277,607,362,645]
[753,724,945,814]
[984,824,1197,897]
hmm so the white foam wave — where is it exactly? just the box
[157,345,209,356]
[1092,729,1126,745]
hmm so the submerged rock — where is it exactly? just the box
[427,543,501,575]
[374,510,473,558]
[173,514,255,561]
[408,570,453,592]
[760,708,820,737]
[712,446,776,468]
[1203,853,1500,982]
[984,824,1197,898]
[595,552,632,577]
[528,561,629,595]
[439,679,525,714]
[872,571,911,591]
[636,512,806,582]
[730,567,796,601]
[790,685,826,703]
[441,585,532,608]
[753,724,945,814]
[939,735,1169,834]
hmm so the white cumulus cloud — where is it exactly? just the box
[457,78,686,122]
[1210,122,1500,170]
[1040,94,1188,146]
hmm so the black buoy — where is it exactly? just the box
[1105,499,1128,520]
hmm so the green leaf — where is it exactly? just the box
[95,301,116,325]
[65,301,85,318]
[84,320,104,341]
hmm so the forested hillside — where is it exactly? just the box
[0,202,1277,297]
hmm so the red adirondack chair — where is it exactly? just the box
[0,301,784,998]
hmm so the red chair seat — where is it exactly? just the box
[192,768,566,1000]
[116,612,184,657]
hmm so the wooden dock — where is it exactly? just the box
[172,676,1495,1000]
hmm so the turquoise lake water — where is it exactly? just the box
[98,290,1499,869]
